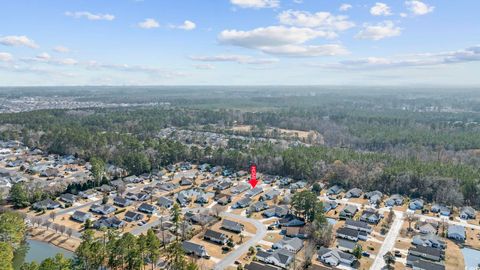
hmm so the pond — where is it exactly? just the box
[327,218,337,225]
[13,239,73,268]
[462,247,480,269]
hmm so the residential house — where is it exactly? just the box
[125,192,150,201]
[412,235,446,249]
[138,203,156,214]
[124,211,144,222]
[195,192,210,204]
[317,247,357,267]
[215,193,232,205]
[336,227,367,241]
[263,205,289,218]
[250,201,269,212]
[94,216,125,229]
[256,249,294,269]
[385,194,404,207]
[157,196,174,209]
[182,241,208,258]
[71,211,92,223]
[32,199,61,210]
[460,206,476,220]
[419,223,437,235]
[90,204,116,215]
[272,237,304,253]
[203,229,228,245]
[339,205,358,219]
[345,188,362,198]
[180,178,193,186]
[337,238,359,253]
[345,219,372,233]
[359,209,383,224]
[279,216,305,227]
[408,246,443,262]
[365,190,382,205]
[326,185,343,196]
[59,193,76,204]
[447,225,466,241]
[79,189,97,199]
[285,226,308,239]
[323,201,338,213]
[409,199,424,210]
[261,189,281,201]
[185,212,216,225]
[234,197,252,208]
[221,219,244,233]
[214,180,232,191]
[113,196,132,207]
[231,183,250,194]
[431,204,451,216]
[409,258,445,270]
[245,187,263,198]
[245,262,282,270]
[176,191,192,207]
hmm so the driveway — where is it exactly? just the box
[370,210,404,270]
[214,212,267,270]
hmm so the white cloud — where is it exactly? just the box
[400,13,408,18]
[36,52,51,61]
[190,54,278,65]
[0,52,13,62]
[138,18,160,29]
[258,44,349,57]
[173,20,196,31]
[65,11,115,21]
[355,21,401,40]
[230,0,279,9]
[277,10,355,31]
[339,4,352,12]
[194,64,215,70]
[53,46,70,53]
[370,3,392,16]
[57,58,78,65]
[405,1,434,16]
[0,35,38,48]
[319,45,480,70]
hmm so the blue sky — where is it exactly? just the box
[0,0,479,86]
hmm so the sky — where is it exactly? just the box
[0,0,479,86]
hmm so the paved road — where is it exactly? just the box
[370,210,404,270]
[214,212,267,270]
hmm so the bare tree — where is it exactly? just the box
[59,225,66,235]
[49,211,57,221]
[405,212,418,232]
[67,228,73,238]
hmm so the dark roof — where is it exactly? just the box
[204,229,227,241]
[245,262,281,270]
[412,259,445,270]
[138,203,156,212]
[337,227,359,238]
[345,219,371,230]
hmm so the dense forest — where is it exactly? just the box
[1,87,480,208]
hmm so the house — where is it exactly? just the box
[412,235,446,249]
[185,212,216,225]
[250,201,269,212]
[156,230,176,245]
[182,241,208,258]
[290,181,307,190]
[408,246,442,261]
[210,166,222,174]
[203,229,228,245]
[409,258,445,270]
[359,209,383,224]
[365,191,382,205]
[124,211,144,222]
[125,192,150,201]
[94,216,125,229]
[113,196,132,207]
[138,203,156,214]
[221,219,244,233]
[98,184,114,193]
[272,237,304,253]
[431,204,451,216]
[90,204,116,215]
[198,163,210,172]
[71,211,92,223]
[385,194,404,207]
[195,193,210,204]
[326,185,343,195]
[180,178,193,186]
[234,197,252,208]
[59,193,76,204]
[447,225,466,241]
[231,183,250,194]
[32,199,61,210]
[263,205,289,218]
[166,164,176,173]
[245,187,263,198]
[261,189,281,201]
[215,193,232,205]
[124,175,143,183]
[460,206,476,220]
[318,247,356,267]
[79,189,97,199]
[336,227,367,241]
[409,199,424,210]
[215,180,232,191]
[245,262,282,270]
[285,226,308,238]
[419,223,437,235]
[345,219,372,233]
[339,205,358,219]
[345,188,362,198]
[337,238,359,253]
[157,196,174,209]
[176,191,192,207]
[279,216,305,227]
[256,249,294,269]
[323,201,338,212]
[158,182,178,191]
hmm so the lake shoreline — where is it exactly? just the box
[27,227,79,253]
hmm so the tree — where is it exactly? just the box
[84,219,92,230]
[146,229,161,270]
[0,242,14,270]
[9,183,30,208]
[49,211,56,221]
[291,190,324,223]
[102,195,109,205]
[90,157,106,183]
[38,253,72,270]
[312,183,322,195]
[383,251,396,270]
[352,245,363,259]
[0,211,26,247]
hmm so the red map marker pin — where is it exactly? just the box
[249,163,259,188]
